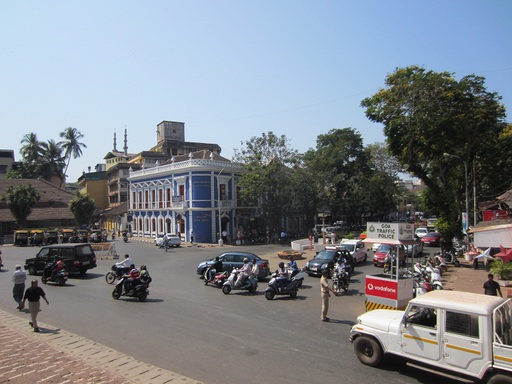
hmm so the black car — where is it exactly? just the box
[196,251,270,281]
[304,249,353,276]
[25,243,97,276]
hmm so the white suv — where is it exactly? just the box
[350,290,512,384]
[338,239,368,264]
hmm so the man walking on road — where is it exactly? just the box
[12,265,27,310]
[21,280,49,332]
[483,273,503,297]
[320,269,338,322]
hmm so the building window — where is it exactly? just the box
[166,188,171,208]
[158,189,163,208]
[220,184,226,200]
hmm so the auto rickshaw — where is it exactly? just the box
[31,229,44,246]
[14,230,29,246]
[46,230,59,244]
[61,228,75,243]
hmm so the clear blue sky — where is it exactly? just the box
[1,1,511,182]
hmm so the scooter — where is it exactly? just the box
[265,269,305,300]
[112,276,150,302]
[413,277,433,297]
[41,264,68,286]
[203,267,228,288]
[222,269,258,294]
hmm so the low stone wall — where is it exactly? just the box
[291,238,313,252]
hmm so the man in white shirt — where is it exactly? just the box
[236,258,252,287]
[12,265,27,310]
[251,259,260,279]
[116,254,133,274]
[162,233,169,252]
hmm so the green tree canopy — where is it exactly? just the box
[1,184,41,228]
[305,128,370,223]
[361,66,507,246]
[69,191,96,227]
[234,131,299,231]
[59,127,87,182]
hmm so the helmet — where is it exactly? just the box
[243,258,249,263]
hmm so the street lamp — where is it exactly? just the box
[443,153,469,234]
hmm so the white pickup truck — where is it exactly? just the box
[349,290,512,384]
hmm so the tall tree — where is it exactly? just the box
[361,66,507,247]
[1,184,41,228]
[234,132,299,231]
[20,132,42,164]
[59,127,87,182]
[363,143,401,221]
[39,139,66,183]
[305,128,370,223]
[69,191,95,227]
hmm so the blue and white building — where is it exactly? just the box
[128,150,257,244]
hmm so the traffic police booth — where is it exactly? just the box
[363,222,418,311]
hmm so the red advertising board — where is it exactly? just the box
[365,276,398,300]
[482,210,509,221]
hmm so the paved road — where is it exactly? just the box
[0,240,488,384]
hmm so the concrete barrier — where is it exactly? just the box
[91,243,118,259]
[291,238,312,252]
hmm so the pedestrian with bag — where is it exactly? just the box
[21,280,49,332]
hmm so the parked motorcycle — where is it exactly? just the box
[112,274,151,301]
[222,269,258,294]
[265,269,305,300]
[105,264,130,284]
[41,263,68,286]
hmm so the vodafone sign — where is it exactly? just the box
[365,276,398,300]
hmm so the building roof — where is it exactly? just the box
[0,179,75,222]
[101,201,128,217]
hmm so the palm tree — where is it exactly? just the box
[20,132,42,164]
[39,139,66,183]
[59,127,87,182]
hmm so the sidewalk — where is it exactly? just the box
[0,309,203,384]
